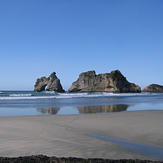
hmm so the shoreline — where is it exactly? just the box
[0,110,163,160]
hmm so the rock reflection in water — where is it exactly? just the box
[37,108,59,115]
[78,105,128,114]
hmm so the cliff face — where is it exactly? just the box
[142,84,163,92]
[68,70,141,93]
[34,72,65,92]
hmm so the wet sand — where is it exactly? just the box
[0,110,163,160]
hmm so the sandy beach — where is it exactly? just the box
[0,110,163,161]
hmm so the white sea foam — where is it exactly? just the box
[56,92,146,98]
[56,92,89,98]
[0,96,56,100]
[43,91,57,94]
[9,94,32,97]
[0,92,162,100]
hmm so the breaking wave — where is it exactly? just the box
[9,94,32,97]
[0,91,162,100]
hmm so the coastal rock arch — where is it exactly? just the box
[34,72,65,93]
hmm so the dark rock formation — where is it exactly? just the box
[34,72,65,92]
[142,84,163,92]
[68,70,141,93]
[0,155,162,163]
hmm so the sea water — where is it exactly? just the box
[86,134,163,160]
[0,91,163,116]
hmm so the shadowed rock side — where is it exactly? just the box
[34,72,65,92]
[68,70,141,93]
[142,84,163,92]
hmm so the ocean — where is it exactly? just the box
[0,91,163,116]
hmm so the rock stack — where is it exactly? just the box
[34,72,65,92]
[142,84,163,92]
[68,70,141,93]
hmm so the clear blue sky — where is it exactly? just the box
[0,0,163,90]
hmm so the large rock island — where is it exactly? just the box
[34,72,65,92]
[68,70,141,93]
[142,84,163,92]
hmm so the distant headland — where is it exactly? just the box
[34,70,163,93]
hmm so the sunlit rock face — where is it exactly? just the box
[142,84,163,92]
[34,72,65,92]
[68,70,141,93]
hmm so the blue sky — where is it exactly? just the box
[0,0,163,90]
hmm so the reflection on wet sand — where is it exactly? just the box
[78,105,128,114]
[37,108,59,114]
[37,105,128,115]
